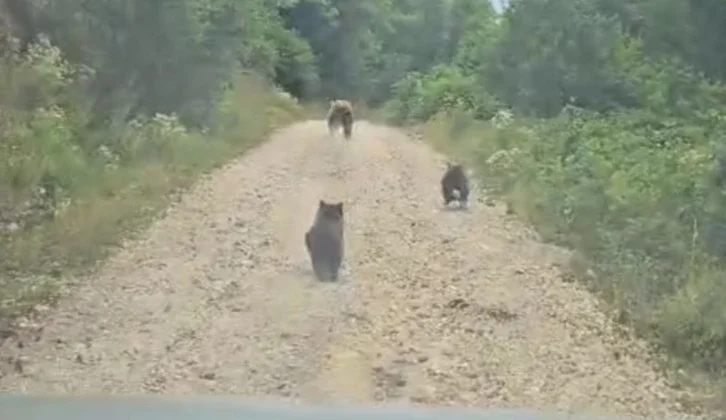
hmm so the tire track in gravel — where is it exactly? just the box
[0,120,715,420]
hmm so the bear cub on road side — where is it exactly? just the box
[441,162,470,209]
[305,200,345,282]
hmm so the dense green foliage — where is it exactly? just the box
[381,0,726,378]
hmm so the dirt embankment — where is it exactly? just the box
[0,121,715,420]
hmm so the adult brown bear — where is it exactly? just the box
[326,99,354,140]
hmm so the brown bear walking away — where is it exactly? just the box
[326,99,354,140]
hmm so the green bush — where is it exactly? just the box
[383,65,500,125]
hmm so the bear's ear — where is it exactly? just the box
[319,199,325,208]
[445,161,453,170]
[335,202,343,216]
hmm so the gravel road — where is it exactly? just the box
[0,121,713,419]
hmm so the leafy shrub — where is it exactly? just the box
[384,65,500,124]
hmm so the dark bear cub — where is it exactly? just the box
[441,162,470,209]
[305,200,345,282]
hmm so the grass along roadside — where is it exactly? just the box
[0,74,304,326]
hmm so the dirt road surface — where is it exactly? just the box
[0,121,714,419]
